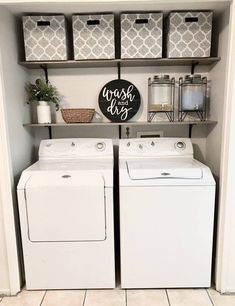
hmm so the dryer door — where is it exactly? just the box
[25,172,106,242]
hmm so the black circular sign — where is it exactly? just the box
[98,79,141,122]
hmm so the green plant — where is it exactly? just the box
[25,78,60,110]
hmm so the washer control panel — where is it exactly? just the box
[39,139,112,159]
[119,138,193,158]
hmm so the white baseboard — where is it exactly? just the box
[0,288,11,296]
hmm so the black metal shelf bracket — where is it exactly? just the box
[126,127,130,138]
[117,62,121,80]
[118,125,122,139]
[40,64,49,83]
[47,126,52,139]
[117,62,122,138]
[189,124,194,138]
[191,62,199,75]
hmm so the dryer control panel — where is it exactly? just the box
[119,138,193,158]
[39,138,113,160]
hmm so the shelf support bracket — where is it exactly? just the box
[40,65,49,83]
[118,125,122,139]
[191,62,199,75]
[117,63,122,138]
[47,126,52,139]
[117,62,121,80]
[126,127,130,138]
[189,124,195,138]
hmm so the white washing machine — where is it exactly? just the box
[17,138,115,290]
[119,137,215,288]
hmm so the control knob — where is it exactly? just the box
[175,141,186,150]
[96,142,105,151]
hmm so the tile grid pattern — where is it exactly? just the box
[39,291,46,306]
[206,289,215,306]
[1,288,235,305]
[82,290,87,306]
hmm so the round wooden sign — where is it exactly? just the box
[98,79,141,122]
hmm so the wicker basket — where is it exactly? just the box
[61,108,95,123]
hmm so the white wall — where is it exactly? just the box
[0,188,10,295]
[0,8,34,180]
[30,65,209,162]
[0,0,231,295]
[206,8,230,178]
[0,5,35,294]
[215,1,235,293]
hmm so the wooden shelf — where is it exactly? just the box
[23,120,217,127]
[19,57,220,69]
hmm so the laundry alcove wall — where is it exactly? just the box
[0,0,232,295]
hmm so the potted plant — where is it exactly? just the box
[25,78,60,124]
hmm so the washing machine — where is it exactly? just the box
[17,138,115,290]
[119,137,215,288]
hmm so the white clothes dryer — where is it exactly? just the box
[119,138,215,288]
[17,138,115,290]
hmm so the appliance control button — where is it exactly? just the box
[127,142,130,147]
[151,141,155,146]
[71,142,75,147]
[139,144,143,149]
[96,142,105,151]
[175,141,186,150]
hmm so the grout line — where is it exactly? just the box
[166,289,171,306]
[40,290,47,306]
[125,289,128,306]
[82,290,87,306]
[206,289,215,306]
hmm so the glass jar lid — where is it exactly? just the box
[152,75,172,84]
[183,74,206,84]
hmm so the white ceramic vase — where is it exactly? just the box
[37,101,51,124]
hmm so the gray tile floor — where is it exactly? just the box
[1,287,235,306]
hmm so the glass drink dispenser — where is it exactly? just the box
[179,75,207,121]
[148,75,175,122]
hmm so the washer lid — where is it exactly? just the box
[126,159,203,180]
[25,172,106,242]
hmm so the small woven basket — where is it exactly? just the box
[61,108,95,123]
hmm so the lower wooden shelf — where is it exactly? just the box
[23,120,217,127]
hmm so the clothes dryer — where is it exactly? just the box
[17,138,115,289]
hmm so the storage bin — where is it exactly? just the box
[121,13,163,59]
[166,11,213,58]
[72,14,115,60]
[22,15,68,61]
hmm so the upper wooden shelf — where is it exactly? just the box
[19,57,220,69]
[23,120,217,127]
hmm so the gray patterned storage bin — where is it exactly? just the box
[167,12,213,58]
[121,13,163,59]
[73,14,115,60]
[23,15,68,61]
